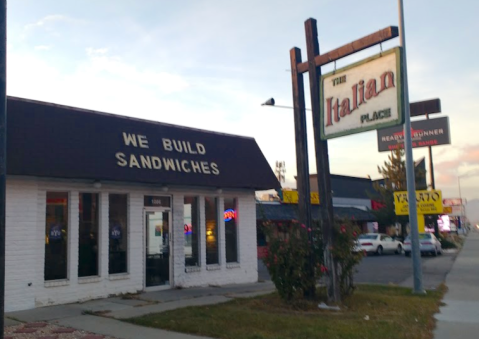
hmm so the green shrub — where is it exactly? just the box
[261,218,363,302]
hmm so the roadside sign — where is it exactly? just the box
[394,190,443,215]
[442,198,462,206]
[282,190,320,205]
[320,47,404,139]
[443,206,453,214]
[377,116,450,152]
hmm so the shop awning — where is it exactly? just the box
[256,203,377,222]
[7,97,280,190]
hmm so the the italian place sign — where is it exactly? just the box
[320,47,405,139]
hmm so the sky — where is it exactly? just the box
[7,0,479,211]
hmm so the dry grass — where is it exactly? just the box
[127,284,446,339]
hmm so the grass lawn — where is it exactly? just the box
[126,284,445,339]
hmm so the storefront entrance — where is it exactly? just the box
[145,209,171,288]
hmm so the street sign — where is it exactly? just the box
[282,190,320,205]
[394,190,443,215]
[443,206,453,214]
[443,198,462,206]
[377,116,450,152]
[320,47,404,139]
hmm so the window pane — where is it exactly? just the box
[205,197,219,265]
[109,194,128,274]
[184,196,200,267]
[225,198,238,263]
[45,192,69,281]
[79,193,99,277]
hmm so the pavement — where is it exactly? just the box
[3,231,478,339]
[434,229,479,339]
[4,281,276,339]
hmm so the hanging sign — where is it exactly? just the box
[394,190,443,215]
[320,47,404,140]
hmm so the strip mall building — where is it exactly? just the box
[5,97,279,312]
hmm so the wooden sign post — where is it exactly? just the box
[289,19,398,303]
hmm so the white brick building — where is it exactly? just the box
[5,97,279,312]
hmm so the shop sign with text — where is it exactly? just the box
[377,116,450,152]
[443,198,462,206]
[394,190,443,215]
[320,47,404,139]
[282,191,320,205]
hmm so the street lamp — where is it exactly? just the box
[262,96,315,297]
[261,97,312,111]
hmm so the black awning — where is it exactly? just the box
[256,203,376,222]
[7,97,280,190]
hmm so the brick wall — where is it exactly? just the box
[5,177,258,311]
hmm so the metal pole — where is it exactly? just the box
[425,114,439,237]
[398,0,425,294]
[426,114,435,190]
[0,0,6,336]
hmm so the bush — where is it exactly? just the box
[261,218,363,302]
[332,220,363,296]
[262,220,322,301]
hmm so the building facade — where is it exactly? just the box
[6,97,279,312]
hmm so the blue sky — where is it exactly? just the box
[7,0,479,204]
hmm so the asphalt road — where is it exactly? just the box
[258,250,458,290]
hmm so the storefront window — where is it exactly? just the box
[205,197,219,265]
[184,196,200,267]
[109,194,128,274]
[78,193,99,277]
[45,192,69,281]
[225,198,238,263]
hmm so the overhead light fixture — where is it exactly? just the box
[261,98,275,106]
[216,188,223,194]
[93,180,102,189]
[162,185,169,192]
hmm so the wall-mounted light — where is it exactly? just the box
[93,180,102,189]
[216,188,223,194]
[162,185,169,192]
[206,230,213,236]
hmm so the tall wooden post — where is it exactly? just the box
[290,48,315,296]
[304,18,340,303]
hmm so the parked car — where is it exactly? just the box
[403,233,442,257]
[356,233,403,255]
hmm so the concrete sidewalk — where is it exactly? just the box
[5,281,275,339]
[434,229,479,339]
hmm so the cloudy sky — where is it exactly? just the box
[7,0,479,204]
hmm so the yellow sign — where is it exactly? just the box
[443,206,453,214]
[282,191,320,205]
[394,190,443,215]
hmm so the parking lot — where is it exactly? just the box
[258,250,458,290]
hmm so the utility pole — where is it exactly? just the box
[398,0,425,294]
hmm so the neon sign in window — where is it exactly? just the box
[224,209,236,222]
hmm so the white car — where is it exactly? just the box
[403,233,442,257]
[356,233,403,255]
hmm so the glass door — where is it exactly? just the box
[145,210,170,287]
